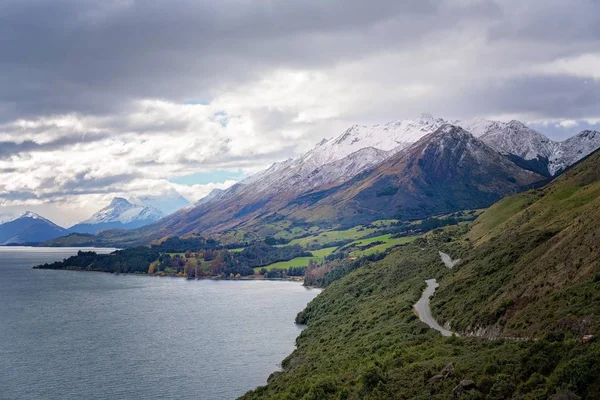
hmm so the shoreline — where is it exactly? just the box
[32,266,307,283]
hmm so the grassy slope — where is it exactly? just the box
[340,234,420,257]
[243,240,600,399]
[434,151,600,337]
[242,151,600,399]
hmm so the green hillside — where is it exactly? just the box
[241,151,600,399]
[434,150,600,337]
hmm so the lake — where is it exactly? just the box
[0,247,320,400]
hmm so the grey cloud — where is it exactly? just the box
[462,75,600,120]
[0,0,532,120]
[487,0,600,43]
[59,171,139,193]
[0,171,139,203]
[0,132,109,159]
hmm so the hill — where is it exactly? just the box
[433,149,600,337]
[241,150,600,399]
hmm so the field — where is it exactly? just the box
[349,234,420,256]
[255,247,337,271]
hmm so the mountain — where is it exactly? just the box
[75,123,545,247]
[194,188,227,207]
[69,197,164,234]
[456,118,600,176]
[285,124,546,225]
[0,212,67,244]
[230,113,445,199]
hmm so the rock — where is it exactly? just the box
[452,379,476,398]
[428,362,455,384]
[440,363,455,378]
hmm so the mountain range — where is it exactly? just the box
[60,114,598,247]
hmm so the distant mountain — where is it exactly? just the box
[456,119,600,176]
[0,212,67,245]
[69,197,164,234]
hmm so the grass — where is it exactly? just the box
[255,246,337,271]
[337,233,420,256]
[355,235,420,256]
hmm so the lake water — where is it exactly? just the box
[0,247,320,400]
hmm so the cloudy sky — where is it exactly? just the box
[0,0,599,226]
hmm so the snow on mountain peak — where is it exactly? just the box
[225,115,446,198]
[21,211,42,219]
[16,211,61,228]
[19,211,55,224]
[192,115,600,214]
[81,197,164,225]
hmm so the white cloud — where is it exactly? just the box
[536,53,600,81]
[557,120,578,128]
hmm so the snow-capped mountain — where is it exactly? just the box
[0,211,67,244]
[285,124,546,224]
[455,119,600,176]
[194,188,228,207]
[295,112,445,172]
[69,197,164,234]
[551,130,600,175]
[234,113,445,198]
[174,114,600,229]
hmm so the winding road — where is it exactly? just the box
[414,279,454,337]
[413,251,459,337]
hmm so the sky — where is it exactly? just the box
[0,0,599,226]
